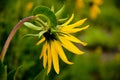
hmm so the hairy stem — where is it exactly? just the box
[0,16,35,63]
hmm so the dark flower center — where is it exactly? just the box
[89,2,93,7]
[43,29,57,41]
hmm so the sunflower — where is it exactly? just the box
[35,13,89,74]
[76,0,84,10]
[23,6,89,74]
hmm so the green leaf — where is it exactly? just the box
[55,5,65,19]
[22,34,39,39]
[0,62,7,80]
[6,65,25,80]
[24,22,43,30]
[58,17,69,24]
[38,30,47,38]
[13,62,35,80]
[7,69,16,80]
[51,5,54,12]
[33,6,57,28]
[33,70,48,80]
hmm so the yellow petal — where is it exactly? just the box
[47,43,52,74]
[43,42,48,68]
[59,36,84,54]
[61,14,74,26]
[63,34,87,46]
[51,41,60,74]
[61,25,89,33]
[61,18,87,30]
[54,40,73,64]
[40,41,47,59]
[36,37,45,45]
[43,51,47,69]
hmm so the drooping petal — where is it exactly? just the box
[54,40,73,64]
[36,37,45,45]
[61,25,89,33]
[51,41,60,74]
[47,43,52,74]
[61,18,87,30]
[43,48,47,69]
[61,14,74,26]
[63,34,87,46]
[59,36,84,54]
[41,42,48,69]
[40,41,47,59]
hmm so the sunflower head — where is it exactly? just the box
[24,5,89,74]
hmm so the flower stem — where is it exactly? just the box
[0,16,35,63]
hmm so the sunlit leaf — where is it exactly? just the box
[55,5,65,19]
[24,22,43,30]
[51,5,54,12]
[38,30,47,38]
[33,6,57,28]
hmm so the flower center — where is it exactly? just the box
[89,2,93,7]
[43,29,57,41]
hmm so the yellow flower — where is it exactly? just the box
[26,2,33,11]
[89,0,103,20]
[93,0,103,5]
[76,0,84,10]
[36,14,89,74]
[90,4,100,20]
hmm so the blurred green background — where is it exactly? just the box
[0,0,120,80]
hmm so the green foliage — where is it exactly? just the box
[33,70,48,80]
[0,61,7,80]
[7,69,16,80]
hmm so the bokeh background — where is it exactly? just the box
[0,0,120,80]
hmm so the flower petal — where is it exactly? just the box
[59,36,84,54]
[61,25,89,33]
[47,43,52,74]
[63,34,87,46]
[61,14,74,26]
[43,42,48,68]
[51,41,60,74]
[36,37,45,45]
[54,40,73,64]
[61,18,87,30]
[43,49,47,69]
[40,41,47,59]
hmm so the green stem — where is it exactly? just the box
[0,16,35,63]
